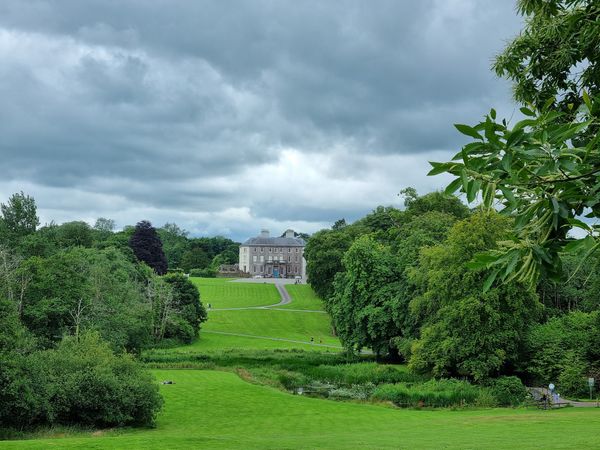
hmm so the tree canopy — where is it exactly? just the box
[129,220,168,275]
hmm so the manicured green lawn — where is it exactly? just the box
[190,277,280,308]
[202,309,339,347]
[282,285,325,311]
[5,370,600,449]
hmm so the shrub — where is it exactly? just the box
[306,363,425,386]
[42,332,163,427]
[189,268,217,278]
[486,376,527,406]
[372,379,481,407]
[558,352,589,398]
[164,317,195,344]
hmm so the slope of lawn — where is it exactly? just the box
[5,370,600,449]
[190,277,280,308]
[200,309,340,348]
[282,284,325,311]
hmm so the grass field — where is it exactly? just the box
[6,279,600,449]
[282,285,326,310]
[5,370,600,449]
[190,277,280,308]
[187,278,338,351]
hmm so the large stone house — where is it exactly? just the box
[239,229,306,278]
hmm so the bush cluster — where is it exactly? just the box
[372,379,484,408]
[0,318,163,430]
[189,268,217,278]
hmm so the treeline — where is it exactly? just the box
[305,190,600,397]
[0,192,214,432]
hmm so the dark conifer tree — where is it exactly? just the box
[129,220,168,275]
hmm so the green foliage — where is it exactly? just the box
[486,376,528,407]
[372,379,483,408]
[180,246,211,271]
[163,273,207,337]
[558,352,590,397]
[189,267,217,278]
[0,191,39,245]
[403,191,470,220]
[55,221,94,248]
[330,235,404,355]
[18,247,152,351]
[525,311,600,388]
[38,332,162,427]
[408,212,541,381]
[494,0,600,117]
[304,224,367,300]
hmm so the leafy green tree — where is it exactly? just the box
[525,310,600,385]
[157,223,189,269]
[408,212,541,381]
[0,192,40,245]
[129,220,168,275]
[329,235,404,356]
[56,221,94,248]
[494,0,600,119]
[20,247,152,351]
[94,217,116,232]
[180,246,211,272]
[304,225,366,300]
[163,273,207,337]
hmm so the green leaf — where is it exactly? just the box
[427,162,451,176]
[519,106,536,117]
[455,124,483,140]
[444,177,463,195]
[583,90,592,111]
[467,179,481,203]
[501,152,513,173]
[483,268,500,292]
[566,218,591,232]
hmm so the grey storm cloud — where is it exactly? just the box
[0,0,522,239]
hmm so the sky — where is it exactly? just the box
[0,0,523,241]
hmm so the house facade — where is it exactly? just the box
[239,229,306,278]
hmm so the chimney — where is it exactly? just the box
[285,229,295,238]
[260,229,270,238]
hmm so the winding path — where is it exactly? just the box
[210,282,326,313]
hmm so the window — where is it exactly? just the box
[268,255,272,262]
[253,255,257,262]
[261,247,264,252]
[253,247,256,252]
[269,247,272,252]
[288,248,291,252]
[253,265,256,272]
[296,248,299,253]
[260,255,264,262]
[288,256,291,262]
[295,256,298,262]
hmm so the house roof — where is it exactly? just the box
[242,236,305,247]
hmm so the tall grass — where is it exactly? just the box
[373,379,490,408]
